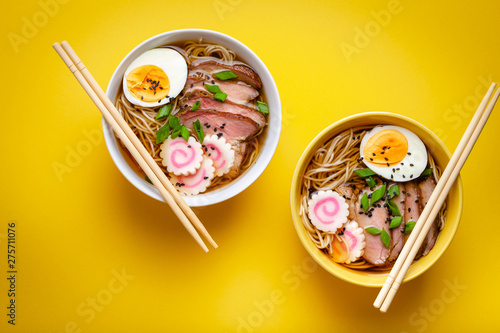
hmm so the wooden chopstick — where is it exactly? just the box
[374,83,499,312]
[53,41,217,252]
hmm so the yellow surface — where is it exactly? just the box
[1,0,499,332]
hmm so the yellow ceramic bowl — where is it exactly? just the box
[290,112,463,287]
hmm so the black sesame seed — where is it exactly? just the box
[401,162,404,165]
[217,133,223,138]
[211,80,215,84]
[357,135,360,139]
[384,157,389,161]
[402,190,406,194]
[408,207,411,212]
[402,175,406,178]
[408,152,412,155]
[370,158,373,161]
[211,147,215,150]
[410,163,414,167]
[188,145,191,148]
[214,128,217,132]
[391,174,393,179]
[372,153,376,156]
[381,151,385,154]
[410,174,413,178]
[386,163,390,166]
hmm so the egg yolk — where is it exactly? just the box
[126,65,170,103]
[363,129,408,166]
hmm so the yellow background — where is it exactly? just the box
[1,0,499,332]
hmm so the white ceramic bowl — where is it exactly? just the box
[103,29,281,206]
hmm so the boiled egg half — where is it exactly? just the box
[122,48,187,107]
[360,125,427,182]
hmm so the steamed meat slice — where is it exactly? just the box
[180,92,266,129]
[418,177,439,256]
[178,109,261,143]
[335,185,357,220]
[184,77,259,106]
[388,183,406,262]
[403,182,425,258]
[356,186,390,266]
[190,57,262,89]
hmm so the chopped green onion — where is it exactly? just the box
[214,92,227,102]
[193,119,204,144]
[389,216,402,229]
[180,125,190,141]
[156,124,170,144]
[381,228,391,248]
[370,184,387,206]
[213,70,238,80]
[156,104,172,120]
[257,101,269,114]
[361,192,369,212]
[386,199,401,216]
[204,83,222,94]
[365,176,376,188]
[387,184,400,199]
[145,176,153,184]
[404,221,416,234]
[168,114,180,130]
[354,168,376,178]
[365,227,382,235]
[421,168,433,177]
[171,127,181,138]
[191,100,201,111]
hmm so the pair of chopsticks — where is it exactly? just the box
[374,82,500,312]
[53,41,217,252]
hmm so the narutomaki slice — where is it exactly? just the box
[160,137,203,176]
[308,190,349,232]
[169,157,215,196]
[331,220,366,264]
[202,134,235,177]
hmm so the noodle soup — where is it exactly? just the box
[290,113,462,286]
[103,30,282,206]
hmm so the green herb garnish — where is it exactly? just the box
[361,192,369,212]
[354,168,376,178]
[389,216,402,229]
[168,114,180,129]
[257,101,269,114]
[421,168,433,178]
[214,92,227,102]
[191,100,201,111]
[204,83,222,94]
[193,119,204,144]
[381,228,391,248]
[213,70,238,80]
[370,184,387,206]
[145,176,153,184]
[365,227,382,235]
[366,176,376,188]
[156,124,170,144]
[387,184,400,199]
[386,199,401,216]
[156,104,172,120]
[180,125,190,141]
[404,221,416,234]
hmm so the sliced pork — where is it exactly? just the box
[335,185,357,220]
[179,92,266,129]
[184,77,259,106]
[356,186,390,266]
[388,183,406,262]
[418,177,439,256]
[178,109,261,143]
[190,57,262,89]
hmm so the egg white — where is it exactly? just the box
[360,125,427,182]
[122,48,187,107]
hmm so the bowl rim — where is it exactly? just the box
[103,29,282,206]
[290,111,463,287]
